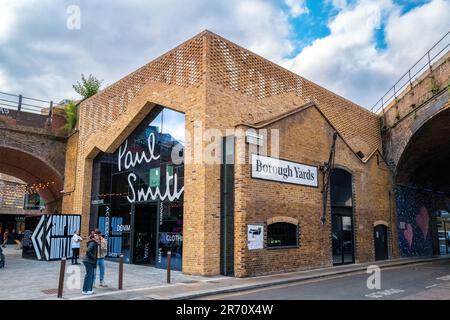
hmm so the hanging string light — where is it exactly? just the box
[25,181,56,195]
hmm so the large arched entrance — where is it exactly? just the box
[0,146,64,213]
[394,108,450,256]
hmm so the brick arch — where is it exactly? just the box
[383,84,450,176]
[373,220,389,227]
[0,146,63,213]
[267,216,299,226]
[395,107,450,195]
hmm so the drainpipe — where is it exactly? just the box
[320,132,338,225]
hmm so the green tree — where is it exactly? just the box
[72,73,103,98]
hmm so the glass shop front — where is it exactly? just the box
[90,106,185,270]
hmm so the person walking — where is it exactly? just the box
[71,230,82,265]
[1,229,9,248]
[82,232,99,295]
[93,229,108,287]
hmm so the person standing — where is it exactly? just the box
[82,233,99,295]
[2,229,9,248]
[71,230,83,265]
[93,229,108,287]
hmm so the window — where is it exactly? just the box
[23,193,44,210]
[90,106,185,268]
[267,222,298,248]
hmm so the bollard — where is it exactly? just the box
[57,257,66,298]
[167,251,171,284]
[118,254,124,290]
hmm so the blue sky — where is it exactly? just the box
[0,0,449,108]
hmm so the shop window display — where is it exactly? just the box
[90,106,184,269]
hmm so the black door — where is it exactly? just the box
[132,203,157,264]
[374,225,388,261]
[332,214,355,265]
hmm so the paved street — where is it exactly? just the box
[198,260,450,300]
[0,245,215,300]
[2,244,450,300]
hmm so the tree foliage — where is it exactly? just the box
[72,73,102,98]
[64,100,78,132]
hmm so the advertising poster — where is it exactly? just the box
[247,224,264,250]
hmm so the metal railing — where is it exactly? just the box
[371,30,450,114]
[0,91,56,117]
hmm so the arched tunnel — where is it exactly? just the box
[0,146,64,213]
[396,108,450,195]
[394,108,450,256]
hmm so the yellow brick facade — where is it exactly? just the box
[62,31,396,276]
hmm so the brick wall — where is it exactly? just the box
[232,105,395,276]
[0,178,25,210]
[63,30,393,276]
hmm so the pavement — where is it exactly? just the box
[1,244,450,300]
[0,245,216,300]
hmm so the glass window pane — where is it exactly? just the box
[267,222,297,247]
[91,105,185,269]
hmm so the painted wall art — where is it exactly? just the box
[395,186,434,257]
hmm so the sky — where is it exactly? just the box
[0,0,449,109]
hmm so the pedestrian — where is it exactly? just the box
[14,229,23,250]
[71,230,83,265]
[1,229,9,248]
[93,229,108,287]
[81,232,99,295]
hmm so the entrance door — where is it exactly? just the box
[332,215,355,265]
[374,225,389,261]
[132,203,157,264]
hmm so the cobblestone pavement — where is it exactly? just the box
[0,245,218,300]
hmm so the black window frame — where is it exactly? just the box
[266,222,299,249]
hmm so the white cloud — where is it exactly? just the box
[0,2,18,44]
[0,0,293,101]
[284,0,450,108]
[234,0,293,61]
[284,0,309,17]
[0,0,448,109]
[0,68,11,92]
[329,0,349,10]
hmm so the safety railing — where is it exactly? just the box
[0,91,57,117]
[371,30,450,114]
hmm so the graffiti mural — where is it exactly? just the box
[395,186,434,256]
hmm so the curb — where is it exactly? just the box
[169,256,450,300]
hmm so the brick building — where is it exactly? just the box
[62,31,398,277]
[0,173,42,242]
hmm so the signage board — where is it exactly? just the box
[247,224,264,250]
[149,167,160,187]
[251,154,318,187]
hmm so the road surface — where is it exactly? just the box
[197,260,450,300]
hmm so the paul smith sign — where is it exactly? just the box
[118,132,184,204]
[251,154,318,187]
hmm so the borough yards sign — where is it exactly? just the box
[251,154,318,187]
[118,132,184,203]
